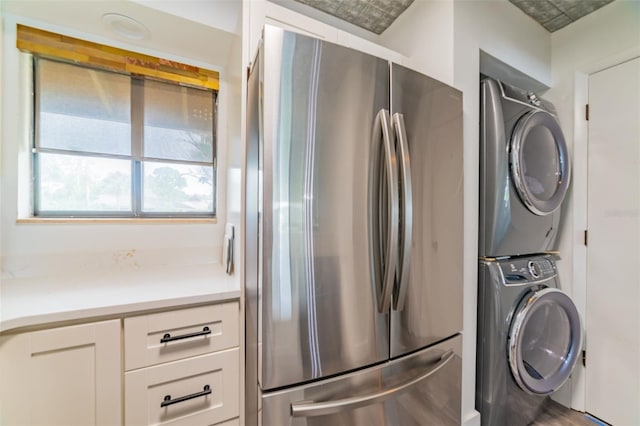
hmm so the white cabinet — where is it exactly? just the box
[0,301,240,426]
[124,302,240,426]
[0,320,122,426]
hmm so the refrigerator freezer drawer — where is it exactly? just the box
[261,334,462,426]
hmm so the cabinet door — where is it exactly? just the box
[0,320,121,426]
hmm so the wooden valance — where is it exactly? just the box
[16,24,219,91]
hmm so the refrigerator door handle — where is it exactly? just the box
[370,109,399,313]
[392,113,413,311]
[290,350,455,418]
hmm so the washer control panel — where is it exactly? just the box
[499,256,557,284]
[528,260,542,278]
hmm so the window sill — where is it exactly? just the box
[16,217,218,224]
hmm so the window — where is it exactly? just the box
[33,58,217,218]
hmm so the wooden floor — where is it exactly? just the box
[531,399,598,426]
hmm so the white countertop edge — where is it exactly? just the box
[0,263,241,334]
[0,288,241,334]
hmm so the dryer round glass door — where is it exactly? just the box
[509,110,570,216]
[508,288,582,395]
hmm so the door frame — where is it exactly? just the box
[567,49,640,411]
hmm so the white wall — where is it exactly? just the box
[225,24,244,290]
[131,0,242,35]
[378,0,454,86]
[0,6,3,320]
[452,2,551,424]
[547,0,640,410]
[0,1,243,279]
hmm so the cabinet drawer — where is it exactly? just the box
[214,419,239,426]
[125,347,239,426]
[125,302,239,370]
[215,419,239,426]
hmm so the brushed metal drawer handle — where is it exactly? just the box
[161,385,212,407]
[291,350,455,417]
[160,326,211,343]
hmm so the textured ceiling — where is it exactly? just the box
[508,0,615,32]
[293,0,614,35]
[292,0,414,34]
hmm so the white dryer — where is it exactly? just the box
[479,78,571,257]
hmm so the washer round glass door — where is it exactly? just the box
[508,287,582,395]
[510,110,570,216]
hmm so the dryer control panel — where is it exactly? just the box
[499,256,557,284]
[498,80,557,114]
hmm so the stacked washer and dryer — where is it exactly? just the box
[476,78,583,425]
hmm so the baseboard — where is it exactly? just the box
[463,410,481,426]
[585,413,610,426]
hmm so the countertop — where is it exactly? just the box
[0,263,240,334]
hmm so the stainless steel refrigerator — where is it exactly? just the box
[245,25,463,425]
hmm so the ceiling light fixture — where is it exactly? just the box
[102,13,150,41]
